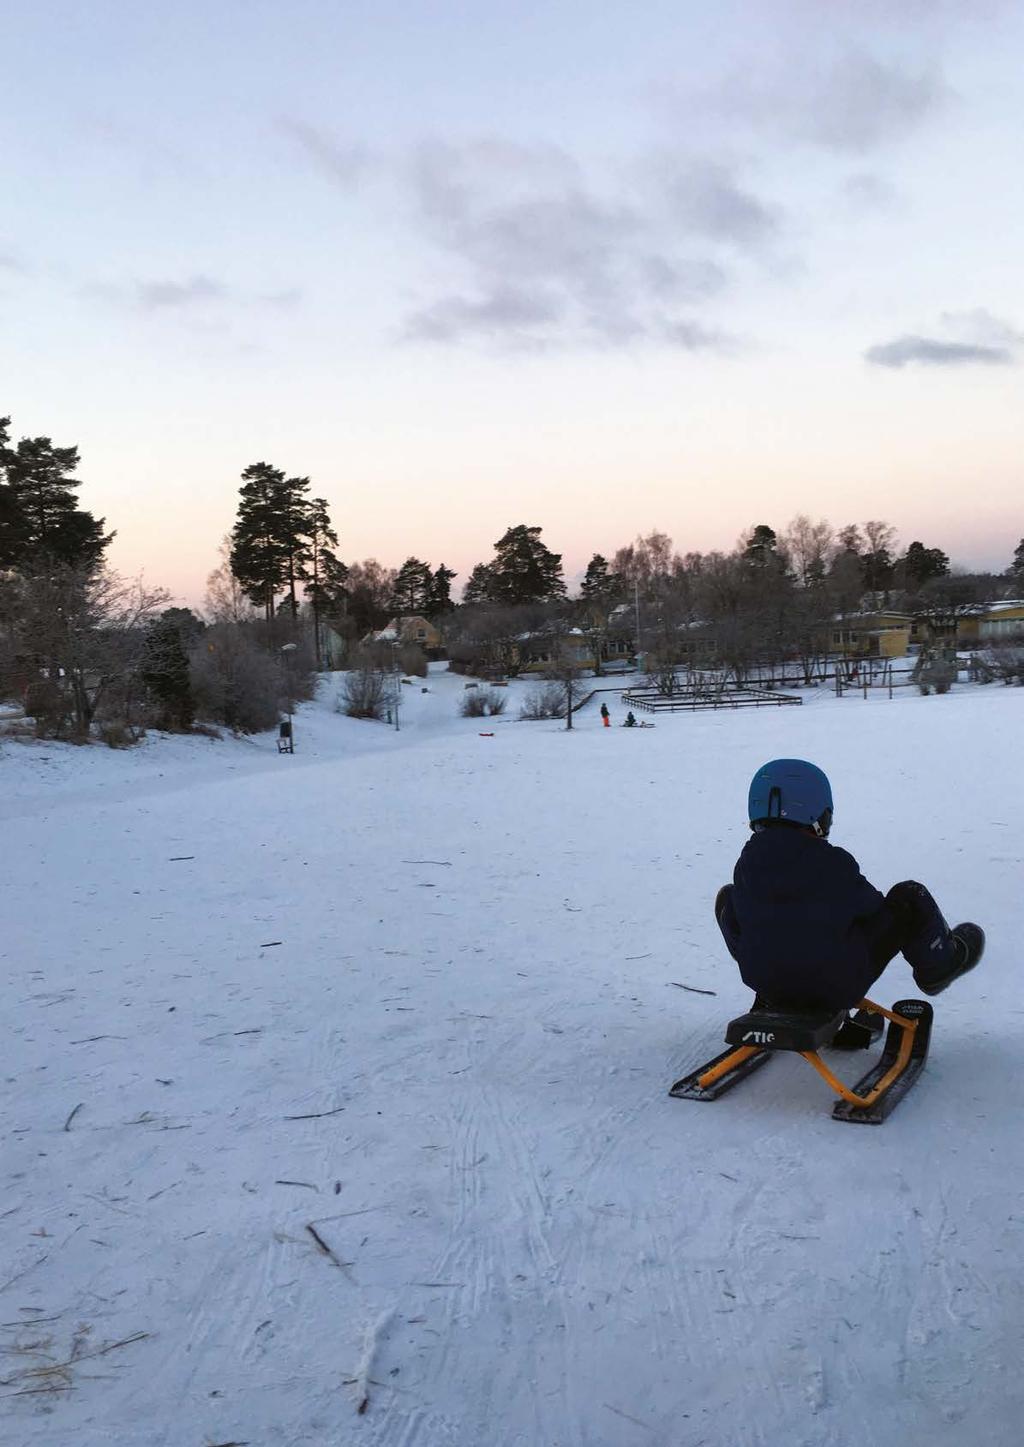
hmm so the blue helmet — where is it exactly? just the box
[748,758,833,837]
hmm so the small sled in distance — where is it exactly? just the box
[669,996,933,1124]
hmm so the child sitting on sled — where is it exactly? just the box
[715,758,984,1013]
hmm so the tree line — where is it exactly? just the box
[445,518,1023,684]
[0,419,317,740]
[2,407,1022,742]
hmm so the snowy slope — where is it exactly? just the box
[2,671,1023,1447]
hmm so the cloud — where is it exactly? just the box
[939,308,1024,348]
[867,307,1023,367]
[707,49,950,153]
[279,118,368,189]
[658,159,780,248]
[259,287,303,310]
[865,336,1014,368]
[841,172,899,210]
[642,254,729,301]
[280,124,772,351]
[397,140,754,350]
[806,53,949,150]
[657,317,737,352]
[402,286,564,348]
[135,274,227,309]
[84,274,303,317]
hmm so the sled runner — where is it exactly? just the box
[669,996,933,1124]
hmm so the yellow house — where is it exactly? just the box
[957,600,1024,646]
[367,615,443,650]
[830,612,913,659]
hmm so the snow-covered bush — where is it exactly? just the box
[975,644,1024,685]
[460,687,507,718]
[339,665,391,720]
[912,654,957,696]
[519,684,565,720]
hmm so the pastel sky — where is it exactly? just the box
[3,0,1023,604]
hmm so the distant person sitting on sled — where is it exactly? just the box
[714,758,984,1013]
[600,702,611,727]
[623,710,637,727]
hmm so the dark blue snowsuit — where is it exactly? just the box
[716,826,954,1011]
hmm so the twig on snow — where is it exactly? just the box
[275,1180,319,1191]
[63,1103,84,1132]
[625,953,652,961]
[400,860,452,866]
[70,1331,150,1363]
[260,941,282,948]
[305,1224,355,1280]
[0,1256,48,1294]
[669,982,717,996]
[0,1384,73,1399]
[604,1402,653,1431]
[284,1106,345,1121]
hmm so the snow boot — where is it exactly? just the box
[916,923,985,997]
[887,881,959,990]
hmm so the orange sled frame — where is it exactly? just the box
[669,996,933,1124]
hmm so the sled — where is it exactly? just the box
[669,997,933,1124]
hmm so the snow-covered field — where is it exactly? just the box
[2,669,1022,1447]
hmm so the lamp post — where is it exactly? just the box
[280,641,297,753]
[390,640,401,732]
[634,578,642,673]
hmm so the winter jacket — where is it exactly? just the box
[721,826,887,1010]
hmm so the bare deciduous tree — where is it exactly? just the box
[783,515,834,588]
[14,565,169,740]
[205,536,256,624]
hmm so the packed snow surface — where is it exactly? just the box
[2,670,1022,1446]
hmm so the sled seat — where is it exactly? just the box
[725,1005,847,1053]
[670,996,933,1124]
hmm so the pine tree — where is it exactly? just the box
[742,524,782,571]
[462,562,494,606]
[581,554,609,599]
[142,608,204,731]
[580,553,624,603]
[861,520,897,597]
[276,474,313,620]
[392,557,433,614]
[306,497,348,668]
[1011,537,1024,588]
[0,425,111,570]
[488,525,565,605]
[903,541,950,589]
[0,416,26,565]
[230,462,289,621]
[579,555,624,678]
[426,564,456,618]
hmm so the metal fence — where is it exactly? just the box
[622,686,803,713]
